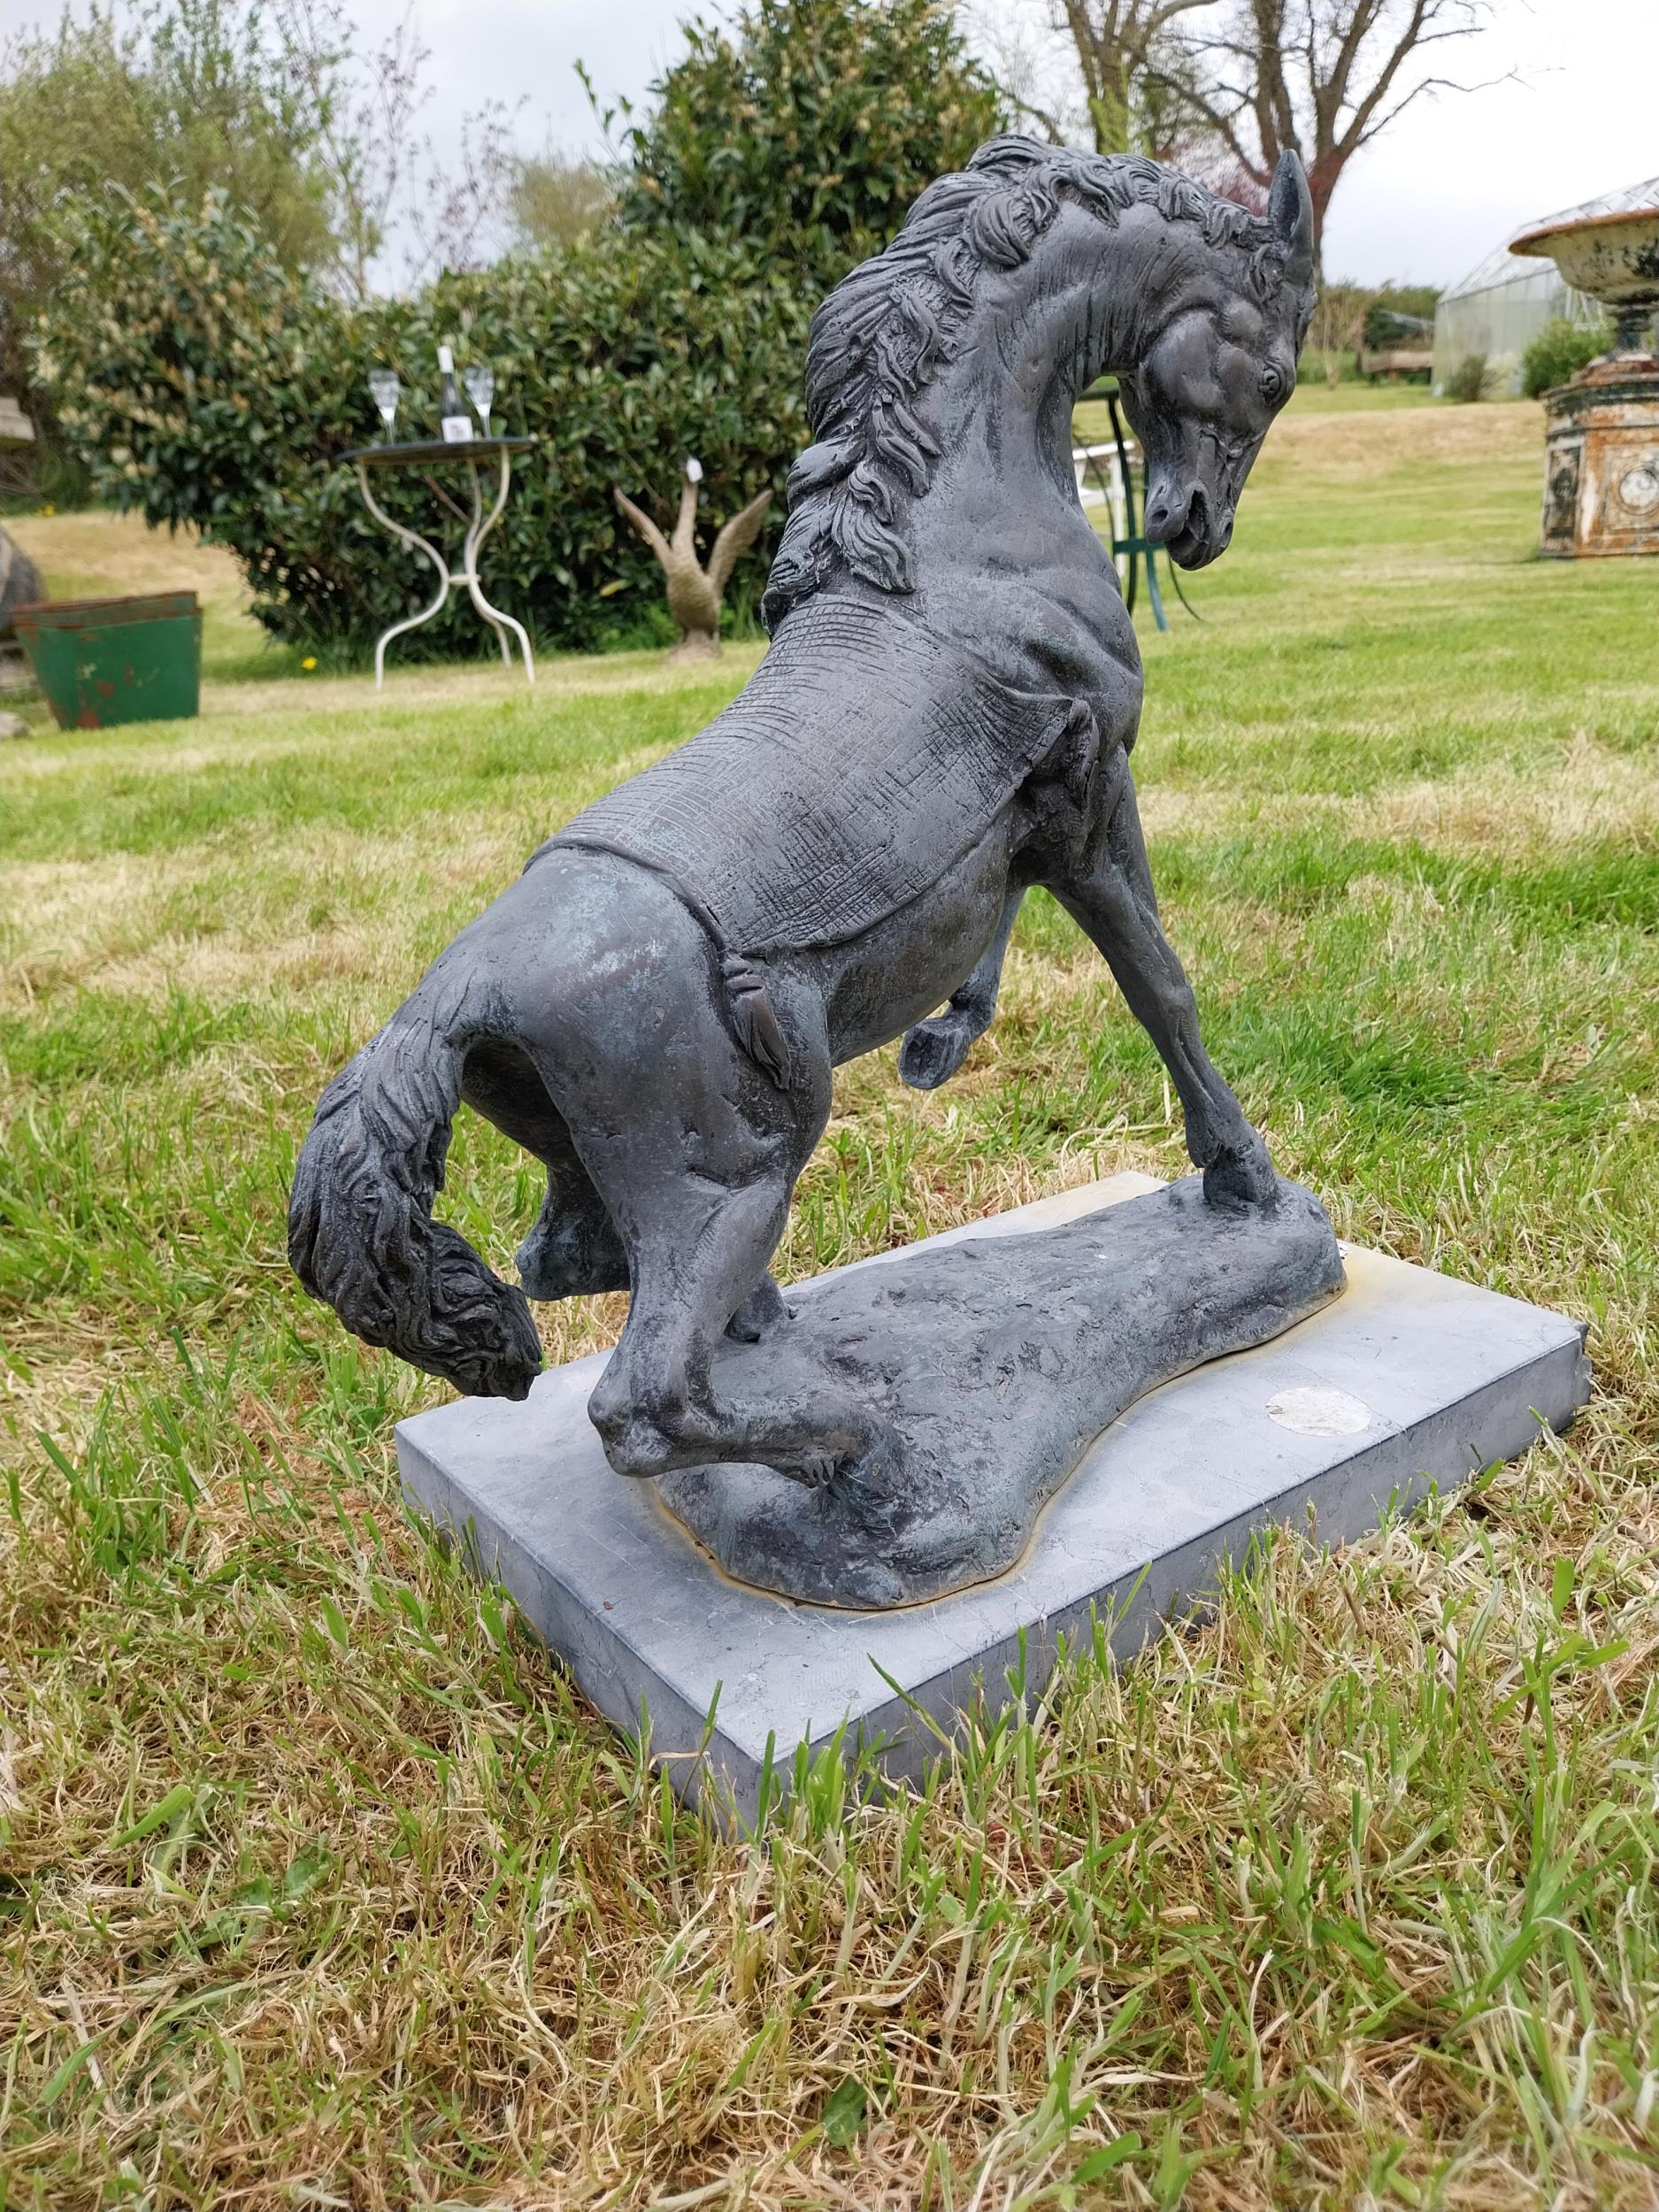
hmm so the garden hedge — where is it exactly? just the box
[33,190,815,658]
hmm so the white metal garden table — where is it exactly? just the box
[342,435,539,688]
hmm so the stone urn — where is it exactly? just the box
[1511,206,1659,557]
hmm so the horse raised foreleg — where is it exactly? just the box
[1054,772,1276,1208]
[898,887,1024,1091]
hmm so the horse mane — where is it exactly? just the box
[762,136,1289,632]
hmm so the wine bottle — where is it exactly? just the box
[437,343,472,444]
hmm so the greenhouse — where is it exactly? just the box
[1433,173,1659,397]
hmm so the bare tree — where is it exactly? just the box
[1174,0,1492,276]
[272,0,518,296]
[271,0,426,301]
[406,98,521,280]
[1042,0,1218,156]
[958,0,1080,144]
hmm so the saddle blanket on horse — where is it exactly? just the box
[537,596,1077,957]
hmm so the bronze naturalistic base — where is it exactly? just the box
[1540,355,1659,558]
[657,1175,1344,1609]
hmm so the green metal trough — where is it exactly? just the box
[14,591,202,730]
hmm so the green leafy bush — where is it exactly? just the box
[615,0,1002,291]
[32,0,1000,659]
[33,189,812,658]
[0,0,335,412]
[1522,317,1610,399]
[31,0,1005,660]
[1362,287,1438,349]
[1446,353,1490,404]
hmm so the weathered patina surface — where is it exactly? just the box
[1513,204,1659,560]
[290,139,1333,1606]
[1540,360,1659,560]
[659,1176,1344,1608]
[539,596,1094,959]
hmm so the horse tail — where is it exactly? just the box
[288,972,543,1402]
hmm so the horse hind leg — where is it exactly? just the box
[899,887,1023,1091]
[505,1104,786,1335]
[464,1033,781,1323]
[588,1171,890,1486]
[498,849,886,1482]
[458,1036,629,1301]
[574,1030,890,1484]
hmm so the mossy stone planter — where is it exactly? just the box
[14,591,202,730]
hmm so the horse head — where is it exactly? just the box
[1123,152,1315,569]
[764,137,1318,626]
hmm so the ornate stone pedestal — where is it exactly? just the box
[1511,200,1659,559]
[1541,357,1659,558]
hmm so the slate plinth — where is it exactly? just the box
[397,1174,1590,1821]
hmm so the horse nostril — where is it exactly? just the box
[1145,494,1181,541]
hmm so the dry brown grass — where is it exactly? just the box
[196,641,771,724]
[5,511,252,631]
[1259,398,1543,481]
[4,394,1659,2208]
[5,1403,1657,2209]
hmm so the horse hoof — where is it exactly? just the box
[778,1419,900,1499]
[515,1221,628,1302]
[792,1449,840,1487]
[899,1015,972,1091]
[1202,1139,1279,1210]
[513,1234,564,1301]
[726,1275,791,1343]
[588,1380,682,1479]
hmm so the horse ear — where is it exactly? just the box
[1270,150,1313,285]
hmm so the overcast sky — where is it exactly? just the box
[4,0,1655,286]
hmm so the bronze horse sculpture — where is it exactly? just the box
[290,137,1317,1514]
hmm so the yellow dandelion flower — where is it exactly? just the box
[301,656,318,671]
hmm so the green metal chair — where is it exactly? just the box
[1076,378,1201,632]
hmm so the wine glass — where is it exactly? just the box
[463,364,495,439]
[368,367,399,440]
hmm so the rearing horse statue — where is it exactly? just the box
[290,137,1317,1501]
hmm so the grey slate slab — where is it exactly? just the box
[396,1174,1590,1820]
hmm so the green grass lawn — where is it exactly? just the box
[4,390,1659,2208]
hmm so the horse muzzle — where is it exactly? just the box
[1143,481,1234,570]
